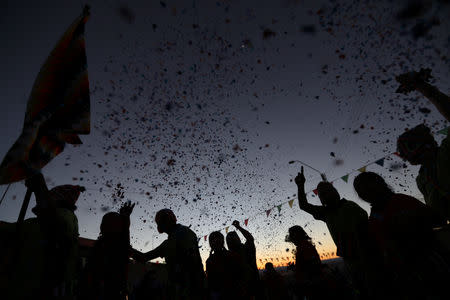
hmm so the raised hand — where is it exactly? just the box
[395,68,432,94]
[119,201,135,217]
[295,166,306,187]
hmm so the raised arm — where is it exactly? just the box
[119,201,135,227]
[133,240,167,263]
[396,69,450,121]
[232,220,254,243]
[295,167,324,218]
[119,201,135,244]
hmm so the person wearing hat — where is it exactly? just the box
[395,69,450,224]
[6,172,84,299]
[134,208,205,299]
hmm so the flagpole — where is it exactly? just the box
[17,188,32,224]
[0,183,11,207]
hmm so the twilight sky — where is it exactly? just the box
[1,0,449,267]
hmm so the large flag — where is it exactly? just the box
[0,6,91,184]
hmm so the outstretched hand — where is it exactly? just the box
[295,166,306,187]
[119,201,135,217]
[232,220,240,228]
[395,68,432,94]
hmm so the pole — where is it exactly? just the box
[17,188,32,224]
[0,183,11,207]
[6,187,33,288]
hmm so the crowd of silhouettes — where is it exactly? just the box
[0,69,449,299]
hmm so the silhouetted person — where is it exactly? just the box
[294,167,370,297]
[206,231,246,299]
[135,209,205,299]
[227,220,260,299]
[82,201,135,300]
[396,68,450,223]
[261,262,289,300]
[287,225,331,300]
[6,172,83,299]
[354,171,449,299]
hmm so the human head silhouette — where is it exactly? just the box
[226,231,242,251]
[397,124,438,165]
[209,231,225,252]
[353,172,393,205]
[265,262,275,272]
[155,209,177,234]
[100,212,126,236]
[287,225,310,246]
[317,181,340,207]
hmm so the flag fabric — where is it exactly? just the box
[313,189,318,195]
[0,6,91,185]
[341,174,349,183]
[358,166,366,173]
[266,209,272,217]
[277,204,282,213]
[288,199,294,208]
[225,226,229,233]
[244,219,249,226]
[437,127,449,136]
[204,235,207,241]
[375,158,385,167]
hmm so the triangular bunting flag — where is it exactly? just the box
[437,127,449,136]
[225,226,229,233]
[393,152,401,157]
[341,174,349,183]
[244,219,249,226]
[204,235,207,241]
[277,204,282,213]
[358,166,366,173]
[313,189,318,195]
[375,158,385,167]
[266,209,272,217]
[288,199,294,208]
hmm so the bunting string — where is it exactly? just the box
[200,126,448,240]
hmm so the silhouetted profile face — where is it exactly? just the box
[209,231,225,252]
[317,182,340,207]
[226,231,241,251]
[397,124,438,165]
[155,209,177,234]
[354,172,392,205]
[287,225,309,246]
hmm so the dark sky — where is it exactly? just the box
[1,0,449,265]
